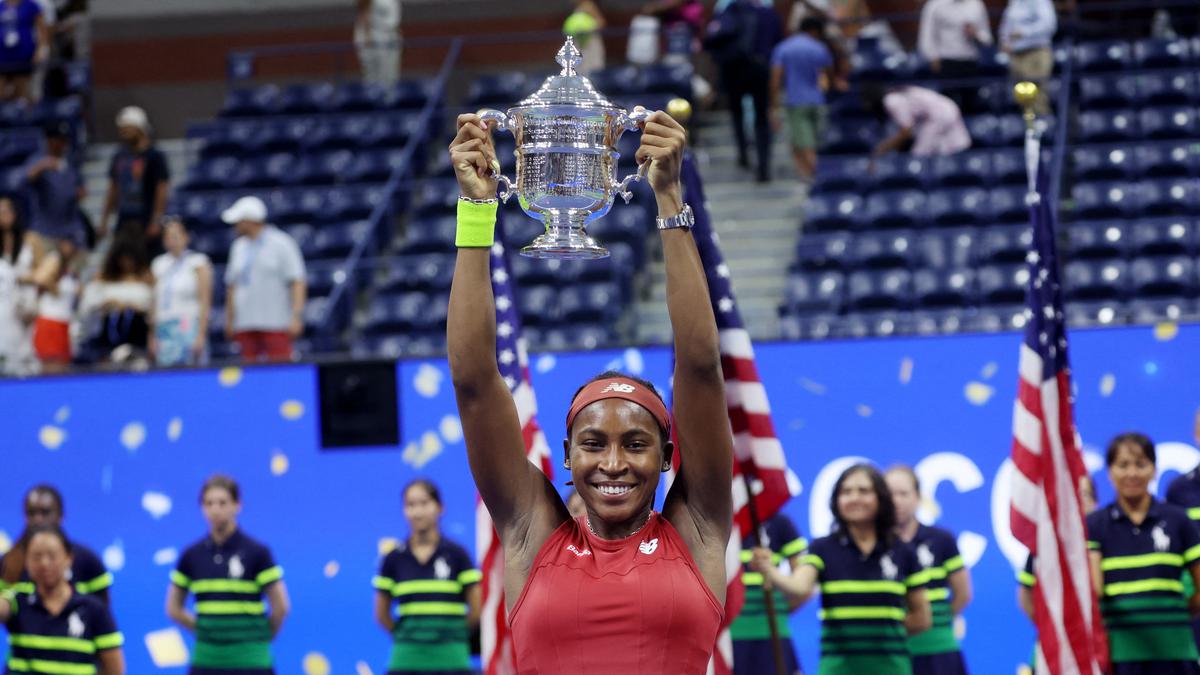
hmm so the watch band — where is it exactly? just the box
[656,203,695,231]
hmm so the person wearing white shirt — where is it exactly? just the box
[222,196,306,363]
[355,0,401,86]
[918,0,993,110]
[999,0,1056,114]
[150,218,212,367]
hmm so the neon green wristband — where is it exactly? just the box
[456,198,498,248]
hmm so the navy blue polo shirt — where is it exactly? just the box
[171,529,282,671]
[804,533,928,675]
[1018,553,1035,589]
[731,513,808,641]
[1087,499,1200,663]
[1166,466,1200,639]
[904,525,964,657]
[0,542,113,599]
[372,537,480,673]
[3,588,123,674]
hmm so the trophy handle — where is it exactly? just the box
[477,109,514,203]
[613,106,654,203]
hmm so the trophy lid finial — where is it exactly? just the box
[556,37,582,77]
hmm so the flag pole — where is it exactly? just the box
[1015,81,1043,198]
[742,470,788,675]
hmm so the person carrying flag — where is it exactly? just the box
[731,512,807,675]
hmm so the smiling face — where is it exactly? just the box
[836,469,880,529]
[1108,442,1155,503]
[565,399,668,530]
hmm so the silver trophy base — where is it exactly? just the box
[520,220,610,260]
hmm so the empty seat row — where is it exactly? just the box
[1078,107,1199,142]
[1077,73,1200,109]
[1073,143,1200,181]
[183,149,406,191]
[194,113,429,157]
[221,80,431,118]
[468,62,694,107]
[815,149,1037,194]
[804,186,1036,231]
[172,184,391,230]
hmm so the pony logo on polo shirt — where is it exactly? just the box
[228,554,244,579]
[1152,525,1170,552]
[881,553,898,580]
[434,557,451,580]
[68,611,84,638]
[917,543,935,569]
[601,382,637,394]
[639,538,659,555]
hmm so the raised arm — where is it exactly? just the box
[446,113,565,547]
[645,110,733,552]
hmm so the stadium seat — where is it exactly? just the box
[965,115,1002,147]
[468,72,529,107]
[638,62,693,98]
[1065,300,1125,328]
[1073,146,1135,182]
[913,229,975,269]
[1071,182,1140,220]
[990,186,1032,223]
[911,308,971,335]
[0,134,40,167]
[1073,40,1132,72]
[1063,259,1129,300]
[1129,217,1194,256]
[820,122,880,155]
[1139,107,1198,140]
[380,253,455,292]
[928,187,990,227]
[1077,75,1139,109]
[978,224,1032,264]
[1133,143,1194,178]
[403,215,457,253]
[366,293,428,333]
[1127,298,1196,324]
[307,265,342,298]
[1132,38,1191,69]
[990,149,1031,186]
[851,230,913,268]
[872,155,927,190]
[977,264,1029,304]
[1067,221,1126,259]
[414,178,460,216]
[1140,179,1199,216]
[1137,73,1193,106]
[1129,256,1196,297]
[794,232,852,270]
[1078,109,1139,143]
[846,269,913,309]
[191,229,237,265]
[913,268,976,307]
[329,82,382,113]
[184,156,241,191]
[975,304,1028,331]
[221,85,279,117]
[813,157,872,193]
[785,271,845,312]
[516,285,562,326]
[278,83,334,115]
[803,192,863,231]
[930,152,992,189]
[381,80,431,111]
[311,222,369,259]
[864,190,926,229]
[559,283,622,323]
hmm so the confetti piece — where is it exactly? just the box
[144,627,189,667]
[167,417,183,441]
[54,406,70,423]
[120,422,146,451]
[378,537,400,556]
[218,366,242,387]
[798,378,827,395]
[1099,373,1116,397]
[1154,322,1178,341]
[953,614,967,641]
[439,415,463,444]
[103,540,125,572]
[0,530,10,554]
[270,452,290,476]
[623,348,645,375]
[898,357,914,385]
[153,548,178,566]
[980,362,998,380]
[964,382,994,406]
[356,662,374,675]
[403,431,444,469]
[324,561,340,578]
[788,419,805,431]
[303,653,331,675]
[855,404,873,417]
[414,364,443,398]
[280,400,305,420]
[142,492,173,519]
[535,354,557,373]
[39,425,66,450]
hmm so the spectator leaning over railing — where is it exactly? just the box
[918,0,993,111]
[355,0,401,86]
[0,0,49,104]
[100,106,170,256]
[999,0,1056,115]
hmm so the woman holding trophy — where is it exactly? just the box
[446,101,734,672]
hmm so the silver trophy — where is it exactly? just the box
[478,37,650,259]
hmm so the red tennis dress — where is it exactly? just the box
[509,512,724,674]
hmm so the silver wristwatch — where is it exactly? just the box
[656,204,695,231]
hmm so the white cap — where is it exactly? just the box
[115,106,151,133]
[221,196,268,225]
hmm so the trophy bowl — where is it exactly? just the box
[478,37,650,259]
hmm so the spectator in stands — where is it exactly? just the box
[355,0,401,86]
[79,235,153,364]
[704,0,782,183]
[149,218,212,367]
[867,84,971,164]
[100,106,170,255]
[564,0,606,75]
[999,0,1056,115]
[223,196,306,363]
[24,120,82,258]
[771,16,834,190]
[22,232,81,374]
[643,0,705,45]
[917,0,993,111]
[0,196,36,375]
[0,0,48,104]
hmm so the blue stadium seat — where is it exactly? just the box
[990,149,1031,186]
[1140,107,1198,140]
[191,229,237,265]
[1065,300,1125,328]
[1137,73,1193,106]
[221,85,279,117]
[911,308,972,335]
[913,268,976,307]
[977,264,1029,304]
[468,72,529,107]
[1133,38,1192,69]
[344,149,402,183]
[1133,143,1193,178]
[176,192,227,230]
[846,269,913,309]
[1128,298,1196,324]
[794,232,851,270]
[1068,221,1126,259]
[803,192,863,231]
[930,152,992,188]
[979,224,1032,264]
[813,157,871,193]
[561,325,617,350]
[928,187,990,226]
[422,293,451,330]
[1078,109,1139,143]
[1073,146,1135,182]
[307,265,342,298]
[1130,256,1196,297]
[1071,182,1140,220]
[820,122,880,155]
[329,82,383,113]
[380,253,456,292]
[202,120,267,157]
[1129,217,1194,256]
[864,190,926,229]
[1140,179,1199,216]
[231,157,272,189]
[403,215,457,253]
[516,285,561,326]
[913,229,975,269]
[785,271,845,312]
[872,155,927,190]
[0,134,40,167]
[851,230,913,268]
[638,62,693,98]
[184,156,241,191]
[294,149,348,186]
[365,292,428,333]
[414,178,459,216]
[974,304,1028,331]
[1073,40,1132,72]
[989,186,1032,223]
[310,222,365,259]
[559,282,622,322]
[381,80,431,111]
[278,83,335,115]
[1064,259,1128,300]
[1077,75,1139,109]
[589,65,640,97]
[965,115,1002,147]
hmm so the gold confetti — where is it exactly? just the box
[120,422,147,451]
[1154,322,1178,341]
[378,537,400,556]
[144,627,190,667]
[302,652,331,675]
[980,362,998,379]
[54,406,70,423]
[167,417,183,442]
[280,400,305,420]
[1099,374,1116,397]
[798,378,827,395]
[964,382,994,406]
[270,452,290,476]
[39,425,66,450]
[355,662,374,675]
[855,404,873,417]
[898,357,914,384]
[324,561,340,578]
[218,366,243,387]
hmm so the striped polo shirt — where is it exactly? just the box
[3,588,123,674]
[804,533,928,675]
[1086,499,1200,663]
[904,525,964,657]
[372,537,481,673]
[0,543,113,600]
[731,513,808,641]
[1166,466,1200,607]
[171,529,283,671]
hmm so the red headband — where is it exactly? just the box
[566,377,671,436]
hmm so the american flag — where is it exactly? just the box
[674,154,798,674]
[477,212,554,675]
[1008,160,1105,675]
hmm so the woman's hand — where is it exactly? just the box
[749,547,775,574]
[449,114,500,201]
[634,109,687,215]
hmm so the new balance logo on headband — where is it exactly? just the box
[601,382,637,394]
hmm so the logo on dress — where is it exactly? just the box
[881,553,899,581]
[917,543,935,569]
[1152,525,1170,552]
[638,538,659,555]
[68,611,84,638]
[566,544,592,557]
[434,557,451,580]
[602,382,637,394]
[228,554,244,579]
